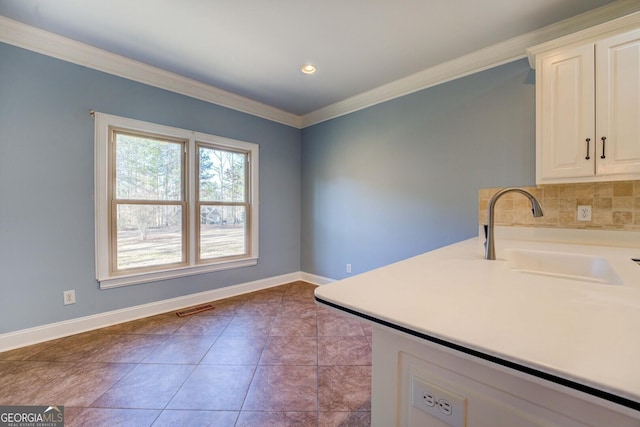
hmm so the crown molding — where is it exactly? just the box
[0,15,302,129]
[301,0,640,127]
[527,10,640,67]
[1,0,639,130]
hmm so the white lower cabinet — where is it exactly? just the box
[371,327,639,427]
[532,25,640,184]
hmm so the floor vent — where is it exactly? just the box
[176,304,215,317]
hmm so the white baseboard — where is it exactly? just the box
[0,271,315,353]
[299,272,336,286]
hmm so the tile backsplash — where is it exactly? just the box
[479,181,640,231]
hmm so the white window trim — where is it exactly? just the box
[94,112,259,289]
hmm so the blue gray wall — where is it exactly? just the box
[0,40,537,335]
[0,42,301,334]
[301,59,536,279]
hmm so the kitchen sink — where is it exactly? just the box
[504,248,623,285]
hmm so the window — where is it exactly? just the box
[197,144,251,261]
[94,113,259,289]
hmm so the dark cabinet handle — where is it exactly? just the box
[601,136,607,159]
[585,138,591,160]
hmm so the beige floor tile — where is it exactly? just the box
[0,282,372,426]
[91,363,195,409]
[194,297,245,316]
[34,362,135,407]
[65,407,160,427]
[0,338,65,361]
[153,409,239,426]
[235,411,318,426]
[319,411,371,426]
[167,364,255,410]
[318,365,371,412]
[142,335,216,364]
[91,334,167,363]
[317,313,365,337]
[235,301,282,317]
[200,335,266,365]
[318,336,371,366]
[259,336,317,365]
[269,315,317,336]
[0,361,76,404]
[28,332,115,362]
[173,315,233,336]
[100,313,188,335]
[242,365,318,412]
[221,314,276,336]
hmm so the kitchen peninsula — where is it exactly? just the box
[315,227,640,426]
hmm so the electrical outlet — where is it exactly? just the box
[411,377,466,427]
[63,290,76,305]
[346,264,352,274]
[577,205,592,221]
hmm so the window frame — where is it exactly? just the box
[94,112,259,289]
[196,142,252,263]
[110,128,189,273]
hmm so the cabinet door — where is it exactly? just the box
[596,29,640,177]
[537,44,595,183]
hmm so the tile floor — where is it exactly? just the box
[0,281,372,426]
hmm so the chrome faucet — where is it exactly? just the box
[485,188,544,260]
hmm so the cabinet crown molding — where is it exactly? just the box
[527,11,640,68]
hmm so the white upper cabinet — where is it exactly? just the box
[596,30,640,178]
[529,19,640,184]
[538,44,595,181]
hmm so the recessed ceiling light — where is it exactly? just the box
[301,64,317,75]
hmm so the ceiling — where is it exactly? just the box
[0,0,622,117]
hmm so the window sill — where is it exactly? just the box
[98,258,258,289]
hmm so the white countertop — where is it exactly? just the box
[314,227,640,407]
